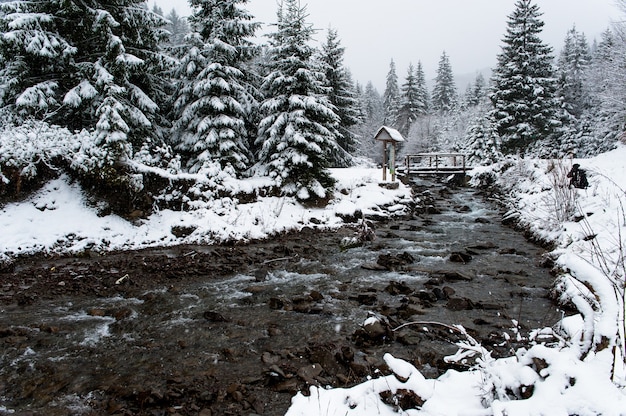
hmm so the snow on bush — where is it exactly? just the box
[0,120,79,183]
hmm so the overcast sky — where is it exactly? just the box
[158,0,622,91]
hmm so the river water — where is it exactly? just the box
[0,177,561,415]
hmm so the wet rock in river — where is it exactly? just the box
[297,363,324,384]
[352,314,394,346]
[203,310,229,322]
[376,251,416,270]
[443,286,456,298]
[446,297,474,311]
[432,287,448,301]
[396,303,426,319]
[449,251,472,263]
[414,290,437,303]
[432,270,473,281]
[468,241,497,250]
[353,291,377,306]
[385,280,413,295]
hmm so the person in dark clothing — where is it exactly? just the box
[567,163,588,189]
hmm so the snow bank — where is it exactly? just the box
[0,167,412,260]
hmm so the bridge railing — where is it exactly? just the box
[403,153,467,175]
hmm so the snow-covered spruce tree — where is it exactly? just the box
[0,1,171,166]
[580,28,625,156]
[415,61,430,115]
[551,26,592,157]
[0,1,73,121]
[361,81,384,124]
[464,114,502,166]
[558,26,591,120]
[489,0,560,156]
[431,51,457,113]
[170,0,259,175]
[255,0,341,201]
[164,8,190,49]
[354,80,384,161]
[464,73,487,108]
[382,59,401,128]
[396,63,424,138]
[318,27,360,167]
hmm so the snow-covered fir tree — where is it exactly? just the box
[578,28,625,156]
[552,26,592,156]
[255,0,341,201]
[318,27,360,166]
[558,26,591,120]
[463,113,502,166]
[464,73,487,108]
[415,61,430,115]
[353,81,384,161]
[170,0,259,175]
[164,8,190,48]
[0,0,171,166]
[489,0,560,156]
[382,59,401,128]
[396,63,423,137]
[431,51,457,113]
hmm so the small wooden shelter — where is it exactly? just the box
[374,126,405,181]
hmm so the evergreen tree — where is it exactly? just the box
[464,73,486,108]
[382,59,400,127]
[557,26,591,120]
[396,63,422,137]
[355,80,384,160]
[489,0,560,155]
[170,0,259,175]
[464,114,502,166]
[362,81,384,122]
[431,51,457,113]
[318,27,360,166]
[255,0,341,200]
[164,8,190,48]
[581,28,625,156]
[551,26,591,157]
[0,1,171,165]
[415,61,430,114]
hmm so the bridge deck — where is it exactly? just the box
[401,153,471,176]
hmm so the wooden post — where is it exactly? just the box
[382,141,387,181]
[390,143,396,181]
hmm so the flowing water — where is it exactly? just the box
[0,177,561,415]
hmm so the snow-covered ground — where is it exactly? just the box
[0,166,412,263]
[2,145,625,415]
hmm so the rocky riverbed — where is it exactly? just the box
[0,179,561,415]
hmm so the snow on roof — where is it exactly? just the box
[374,125,405,143]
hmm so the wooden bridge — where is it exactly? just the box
[398,153,471,176]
